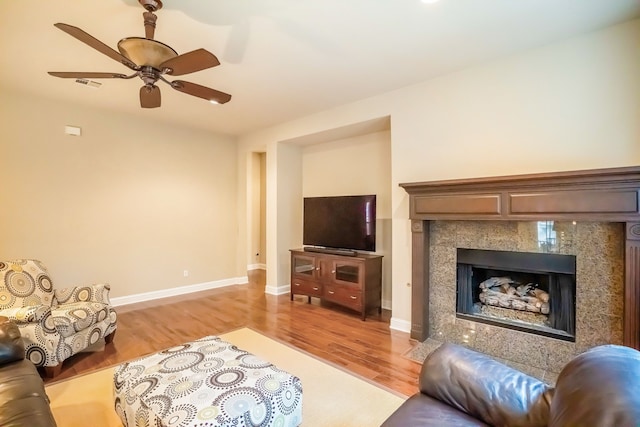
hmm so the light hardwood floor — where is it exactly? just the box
[43,270,422,396]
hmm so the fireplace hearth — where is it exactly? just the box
[456,248,576,341]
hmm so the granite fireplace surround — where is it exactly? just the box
[401,166,640,384]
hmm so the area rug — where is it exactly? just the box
[46,328,407,426]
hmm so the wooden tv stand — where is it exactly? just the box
[289,248,383,320]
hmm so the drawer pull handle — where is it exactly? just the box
[350,295,357,300]
[313,287,319,291]
[316,267,320,271]
[294,283,300,287]
[328,290,335,294]
[331,270,336,274]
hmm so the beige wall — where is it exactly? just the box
[238,19,640,331]
[247,151,266,269]
[301,131,392,307]
[0,91,240,300]
[259,153,266,265]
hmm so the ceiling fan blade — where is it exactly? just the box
[140,85,161,108]
[170,80,231,104]
[48,72,128,79]
[160,49,220,76]
[54,23,139,70]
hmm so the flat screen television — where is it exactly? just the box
[303,195,376,252]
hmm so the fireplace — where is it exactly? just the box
[456,248,576,341]
[400,166,640,379]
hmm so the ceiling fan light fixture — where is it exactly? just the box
[209,99,220,105]
[117,37,177,68]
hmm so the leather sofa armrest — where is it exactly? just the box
[54,283,112,305]
[419,343,553,427]
[0,316,25,365]
[549,344,640,426]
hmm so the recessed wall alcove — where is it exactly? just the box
[400,166,640,379]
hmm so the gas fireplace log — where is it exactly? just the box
[515,284,533,297]
[531,289,549,303]
[511,299,541,313]
[479,288,546,314]
[479,277,514,290]
[540,302,550,314]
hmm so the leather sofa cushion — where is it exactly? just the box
[549,344,640,427]
[0,358,58,427]
[0,317,24,364]
[419,343,553,427]
[381,392,489,427]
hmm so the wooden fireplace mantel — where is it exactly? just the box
[400,166,640,349]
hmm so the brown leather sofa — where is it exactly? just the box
[0,316,57,427]
[382,342,640,427]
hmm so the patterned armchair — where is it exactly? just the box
[0,259,117,377]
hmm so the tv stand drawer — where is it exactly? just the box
[323,285,362,311]
[291,279,322,297]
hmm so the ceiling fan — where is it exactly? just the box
[48,0,231,108]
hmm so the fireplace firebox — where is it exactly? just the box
[456,249,576,341]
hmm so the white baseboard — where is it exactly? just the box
[111,276,249,307]
[265,284,290,296]
[247,263,266,270]
[389,317,411,333]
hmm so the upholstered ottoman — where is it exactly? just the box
[113,335,303,427]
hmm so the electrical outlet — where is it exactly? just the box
[183,270,189,277]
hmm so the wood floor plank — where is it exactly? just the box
[43,270,421,398]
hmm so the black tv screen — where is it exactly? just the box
[303,195,376,252]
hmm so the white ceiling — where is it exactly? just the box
[0,0,638,136]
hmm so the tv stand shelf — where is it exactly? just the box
[290,249,383,320]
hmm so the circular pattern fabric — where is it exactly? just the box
[88,327,102,345]
[198,343,226,354]
[166,378,203,399]
[188,388,219,407]
[195,405,219,422]
[213,386,268,420]
[275,384,303,415]
[25,344,47,366]
[159,351,205,373]
[59,342,73,360]
[256,375,284,395]
[75,287,92,301]
[70,335,86,353]
[244,397,273,427]
[193,357,225,373]
[36,274,53,293]
[42,312,57,334]
[145,395,172,419]
[116,364,146,385]
[238,353,272,369]
[208,368,247,389]
[5,271,35,297]
[132,377,160,398]
[165,404,196,427]
[0,286,15,309]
